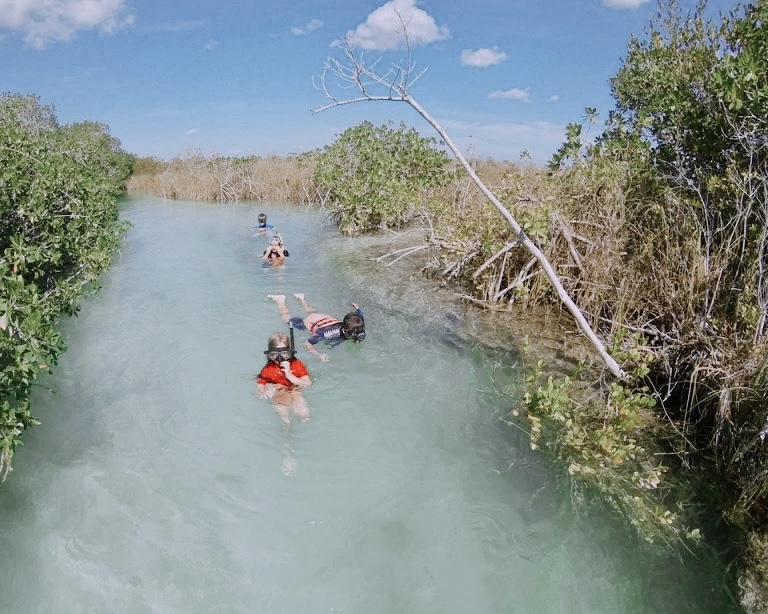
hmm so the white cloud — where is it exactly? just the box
[548,95,559,103]
[204,38,219,51]
[460,47,507,67]
[341,0,449,51]
[291,18,323,36]
[489,88,531,101]
[602,0,650,8]
[0,0,134,48]
[185,128,198,136]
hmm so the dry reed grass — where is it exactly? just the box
[127,151,319,204]
[422,156,768,515]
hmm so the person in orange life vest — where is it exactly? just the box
[267,293,365,362]
[256,332,311,426]
[261,235,288,266]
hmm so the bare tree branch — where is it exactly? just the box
[472,241,519,279]
[312,35,626,380]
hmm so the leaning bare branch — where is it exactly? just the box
[312,36,626,379]
[555,214,584,271]
[508,257,539,297]
[374,244,429,265]
[473,241,519,279]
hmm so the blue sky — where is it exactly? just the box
[2,0,736,165]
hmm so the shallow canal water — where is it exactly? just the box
[0,197,739,613]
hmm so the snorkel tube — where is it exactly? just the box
[289,321,297,358]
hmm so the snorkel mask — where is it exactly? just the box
[345,328,366,343]
[264,346,295,363]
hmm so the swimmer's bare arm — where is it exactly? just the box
[280,362,312,387]
[257,382,285,399]
[304,341,329,362]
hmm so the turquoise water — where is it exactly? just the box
[0,197,738,613]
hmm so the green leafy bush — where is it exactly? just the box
[514,343,701,551]
[0,93,132,477]
[313,120,450,234]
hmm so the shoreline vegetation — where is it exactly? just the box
[2,0,766,611]
[1,93,132,480]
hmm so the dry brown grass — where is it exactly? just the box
[422,155,768,490]
[127,151,319,203]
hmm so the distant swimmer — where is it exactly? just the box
[253,212,275,234]
[267,293,365,362]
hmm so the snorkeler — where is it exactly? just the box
[253,212,275,235]
[261,234,289,265]
[255,331,311,426]
[267,293,365,362]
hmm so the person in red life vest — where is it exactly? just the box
[267,293,365,362]
[256,332,311,427]
[261,234,289,267]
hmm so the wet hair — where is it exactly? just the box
[257,213,267,226]
[264,332,293,363]
[267,332,289,350]
[341,312,365,341]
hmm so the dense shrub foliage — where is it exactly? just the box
[596,0,768,518]
[0,93,132,477]
[313,121,451,234]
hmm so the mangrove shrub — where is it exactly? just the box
[313,120,450,234]
[605,0,768,516]
[0,93,132,478]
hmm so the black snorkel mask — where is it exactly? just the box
[346,328,366,343]
[264,346,294,363]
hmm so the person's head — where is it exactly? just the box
[269,236,280,246]
[264,332,294,363]
[341,312,366,343]
[257,213,267,227]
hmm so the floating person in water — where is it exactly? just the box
[261,234,289,266]
[267,293,365,362]
[253,212,275,235]
[256,331,311,427]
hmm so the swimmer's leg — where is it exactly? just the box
[267,294,291,322]
[292,393,311,422]
[293,293,318,314]
[281,443,297,476]
[272,400,292,428]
